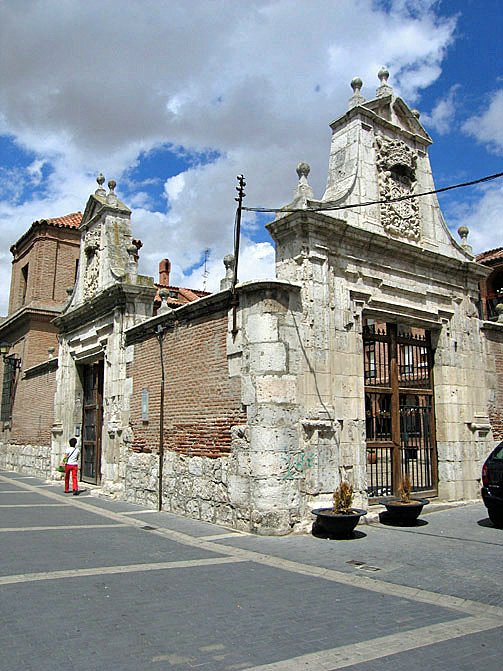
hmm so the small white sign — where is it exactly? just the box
[141,388,149,421]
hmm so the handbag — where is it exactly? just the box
[57,454,68,472]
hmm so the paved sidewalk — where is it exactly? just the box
[0,470,501,671]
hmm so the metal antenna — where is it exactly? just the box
[202,248,210,291]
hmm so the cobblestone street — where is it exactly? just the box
[1,470,501,671]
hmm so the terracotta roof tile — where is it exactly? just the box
[477,247,503,264]
[44,212,82,228]
[10,211,82,252]
[153,284,210,308]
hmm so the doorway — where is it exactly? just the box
[364,321,437,499]
[80,360,104,485]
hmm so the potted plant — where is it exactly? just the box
[312,481,367,538]
[381,474,429,525]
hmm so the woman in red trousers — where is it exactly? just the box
[64,437,81,495]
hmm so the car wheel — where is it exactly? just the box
[488,507,503,528]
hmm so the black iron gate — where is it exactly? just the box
[364,321,437,498]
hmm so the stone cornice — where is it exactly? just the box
[0,304,62,338]
[54,283,157,334]
[481,320,503,334]
[23,358,58,379]
[328,98,432,146]
[81,194,131,230]
[266,211,488,282]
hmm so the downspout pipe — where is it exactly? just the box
[156,324,165,511]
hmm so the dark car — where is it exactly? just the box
[481,441,503,527]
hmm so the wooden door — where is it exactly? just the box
[81,360,104,485]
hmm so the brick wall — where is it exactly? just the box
[9,245,31,314]
[0,320,59,447]
[128,311,245,458]
[10,362,57,445]
[9,226,80,315]
[22,322,59,370]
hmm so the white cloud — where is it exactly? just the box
[421,84,460,134]
[0,0,460,313]
[165,173,186,204]
[26,159,48,186]
[446,182,503,254]
[462,89,503,155]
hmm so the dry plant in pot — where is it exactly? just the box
[312,481,367,539]
[381,474,429,525]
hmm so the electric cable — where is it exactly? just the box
[242,171,503,214]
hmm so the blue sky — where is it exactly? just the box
[0,0,501,314]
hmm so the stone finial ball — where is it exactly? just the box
[223,254,235,268]
[351,77,363,91]
[411,109,420,119]
[296,162,311,179]
[108,179,117,191]
[96,173,105,186]
[457,225,469,237]
[378,66,389,81]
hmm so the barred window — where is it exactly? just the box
[1,356,19,422]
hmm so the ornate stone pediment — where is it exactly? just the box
[83,226,101,299]
[375,136,420,241]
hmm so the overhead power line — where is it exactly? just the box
[242,171,503,214]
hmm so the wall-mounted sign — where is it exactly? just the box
[141,388,149,421]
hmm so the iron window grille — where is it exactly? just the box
[1,355,21,422]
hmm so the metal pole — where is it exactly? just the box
[156,324,165,511]
[231,175,246,337]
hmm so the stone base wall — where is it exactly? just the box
[123,451,159,509]
[122,449,242,527]
[162,451,239,528]
[0,441,52,481]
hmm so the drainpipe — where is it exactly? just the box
[156,324,165,511]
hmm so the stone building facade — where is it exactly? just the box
[1,70,501,534]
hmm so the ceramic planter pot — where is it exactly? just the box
[382,498,429,525]
[312,508,367,538]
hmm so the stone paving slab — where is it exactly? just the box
[0,562,467,671]
[211,503,503,607]
[0,490,62,501]
[106,507,249,537]
[0,503,126,529]
[1,470,501,671]
[0,525,226,577]
[337,626,502,671]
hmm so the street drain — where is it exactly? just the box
[141,525,157,531]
